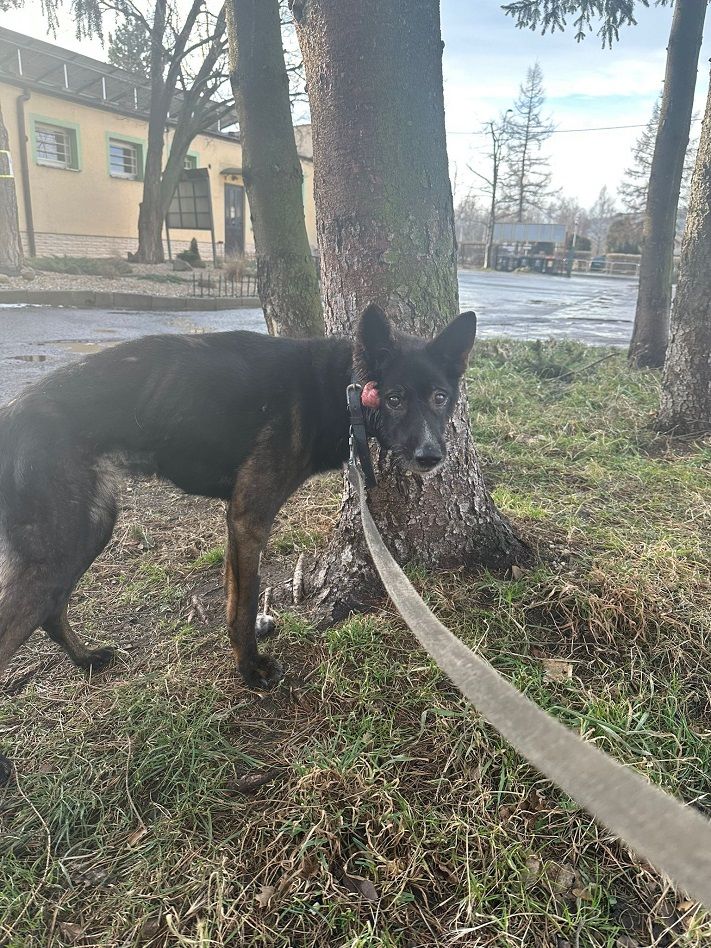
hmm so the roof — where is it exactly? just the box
[0,26,238,139]
[493,222,567,244]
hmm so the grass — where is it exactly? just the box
[1,340,710,947]
[28,256,133,278]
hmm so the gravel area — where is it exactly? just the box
[0,262,236,298]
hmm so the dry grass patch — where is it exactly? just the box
[1,340,710,947]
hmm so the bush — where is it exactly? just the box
[223,254,257,281]
[176,238,205,268]
[28,256,132,278]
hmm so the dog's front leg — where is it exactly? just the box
[225,497,283,689]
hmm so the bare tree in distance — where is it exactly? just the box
[454,191,487,244]
[468,112,513,268]
[0,102,23,274]
[546,193,588,236]
[657,72,711,435]
[504,0,707,369]
[587,186,617,254]
[293,0,527,625]
[500,63,556,223]
[227,0,322,337]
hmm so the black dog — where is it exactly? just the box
[0,304,477,782]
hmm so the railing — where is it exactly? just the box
[189,272,259,298]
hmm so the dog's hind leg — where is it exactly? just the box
[40,462,120,671]
[225,494,283,690]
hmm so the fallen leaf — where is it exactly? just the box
[346,876,378,901]
[256,884,276,909]
[523,855,542,888]
[127,825,148,847]
[572,886,593,901]
[58,922,84,943]
[228,769,281,795]
[548,861,576,894]
[542,658,573,682]
[300,854,319,879]
[136,915,161,943]
[511,564,527,580]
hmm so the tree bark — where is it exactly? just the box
[627,0,706,369]
[228,0,323,337]
[657,73,711,435]
[294,0,527,623]
[0,101,24,274]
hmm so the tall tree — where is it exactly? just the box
[504,0,707,369]
[657,73,711,434]
[587,185,616,254]
[619,98,698,246]
[227,0,323,337]
[627,0,705,367]
[500,63,555,223]
[293,0,526,622]
[133,0,230,262]
[76,0,232,262]
[0,103,23,274]
[107,18,152,76]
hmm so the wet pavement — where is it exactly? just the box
[458,270,637,346]
[0,305,264,402]
[0,271,637,403]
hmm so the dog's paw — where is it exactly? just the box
[0,754,13,787]
[240,653,284,690]
[255,612,277,640]
[82,646,118,672]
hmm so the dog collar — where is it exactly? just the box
[347,379,377,489]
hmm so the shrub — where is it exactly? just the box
[28,256,132,278]
[176,238,204,268]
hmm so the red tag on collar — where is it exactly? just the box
[361,381,380,409]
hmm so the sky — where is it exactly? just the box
[441,0,710,209]
[3,0,709,212]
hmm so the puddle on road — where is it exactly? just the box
[57,341,118,354]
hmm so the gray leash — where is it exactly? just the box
[349,459,711,908]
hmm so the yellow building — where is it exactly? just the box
[0,27,317,260]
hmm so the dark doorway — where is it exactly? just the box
[225,183,245,255]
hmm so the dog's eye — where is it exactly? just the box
[433,391,448,407]
[386,393,403,409]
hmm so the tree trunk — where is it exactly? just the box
[628,0,706,369]
[294,0,527,623]
[0,102,24,274]
[136,98,170,264]
[657,74,711,434]
[228,0,323,337]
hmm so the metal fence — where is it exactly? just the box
[189,272,259,299]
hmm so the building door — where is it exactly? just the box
[224,183,245,256]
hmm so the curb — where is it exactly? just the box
[0,290,262,311]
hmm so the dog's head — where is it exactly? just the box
[354,304,477,475]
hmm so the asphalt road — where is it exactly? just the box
[0,305,264,403]
[0,272,637,403]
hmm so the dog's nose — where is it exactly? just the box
[414,446,443,470]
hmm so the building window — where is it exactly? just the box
[35,122,78,170]
[109,138,142,180]
[184,153,198,170]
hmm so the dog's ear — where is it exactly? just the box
[356,304,395,374]
[427,311,477,376]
